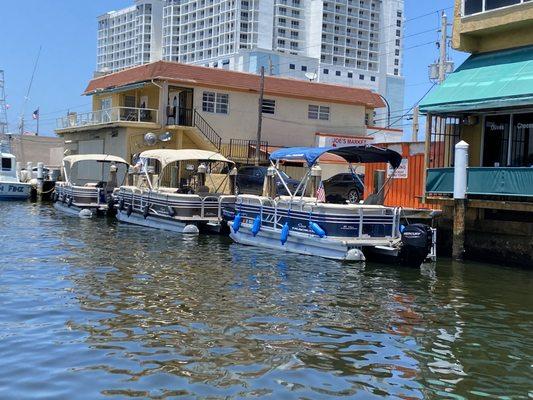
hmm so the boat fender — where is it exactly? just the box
[309,221,326,238]
[232,213,242,233]
[118,198,125,211]
[61,194,67,204]
[183,224,200,235]
[167,206,176,217]
[79,209,93,219]
[400,224,406,233]
[280,222,290,245]
[126,204,133,217]
[143,204,150,219]
[251,215,261,237]
[67,196,73,207]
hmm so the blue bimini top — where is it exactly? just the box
[269,145,402,169]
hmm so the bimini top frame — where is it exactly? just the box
[269,145,402,169]
[268,145,403,200]
[62,154,129,185]
[137,149,235,191]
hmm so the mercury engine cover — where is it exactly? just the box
[400,224,433,267]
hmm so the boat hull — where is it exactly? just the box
[0,182,31,200]
[229,221,366,261]
[116,209,207,234]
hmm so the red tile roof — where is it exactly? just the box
[84,61,384,108]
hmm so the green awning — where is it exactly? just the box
[420,45,533,114]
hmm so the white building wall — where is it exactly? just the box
[190,85,367,147]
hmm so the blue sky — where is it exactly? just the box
[0,0,467,137]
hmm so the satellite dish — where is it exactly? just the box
[305,72,318,81]
[144,132,157,146]
[159,132,173,142]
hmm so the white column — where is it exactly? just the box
[453,140,469,199]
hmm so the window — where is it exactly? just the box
[348,72,353,78]
[124,95,136,108]
[308,104,330,120]
[289,63,295,70]
[511,113,533,166]
[323,68,329,74]
[394,68,399,75]
[464,0,525,16]
[261,99,276,114]
[359,74,364,80]
[202,91,229,114]
[301,65,308,71]
[370,76,376,81]
[335,71,341,76]
[1,157,12,171]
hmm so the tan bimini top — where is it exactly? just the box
[62,154,129,168]
[140,149,234,169]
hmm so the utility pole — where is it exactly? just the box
[255,66,265,166]
[438,12,448,84]
[411,106,419,142]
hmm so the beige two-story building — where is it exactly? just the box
[56,61,384,165]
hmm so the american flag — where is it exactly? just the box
[32,108,39,120]
[316,181,326,203]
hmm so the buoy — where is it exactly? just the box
[183,224,200,234]
[167,206,176,217]
[280,222,290,245]
[67,196,73,207]
[78,209,93,219]
[143,204,150,219]
[309,221,326,238]
[126,204,133,217]
[251,215,261,237]
[118,198,125,210]
[232,213,242,233]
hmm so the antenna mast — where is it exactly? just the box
[0,70,8,135]
[19,45,42,135]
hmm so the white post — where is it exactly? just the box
[453,141,469,199]
[453,140,468,260]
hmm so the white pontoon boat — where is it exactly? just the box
[226,145,435,267]
[53,154,129,217]
[115,149,236,234]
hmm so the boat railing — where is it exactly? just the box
[236,195,402,238]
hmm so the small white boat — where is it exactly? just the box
[115,149,236,234]
[0,152,31,200]
[226,145,436,267]
[53,154,129,216]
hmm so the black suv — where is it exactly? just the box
[322,173,365,204]
[236,166,301,195]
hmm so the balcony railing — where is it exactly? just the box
[426,167,533,197]
[56,107,159,130]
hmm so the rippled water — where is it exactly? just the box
[1,202,532,399]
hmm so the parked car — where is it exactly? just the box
[322,172,365,204]
[236,166,301,195]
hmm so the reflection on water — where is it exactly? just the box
[0,202,532,399]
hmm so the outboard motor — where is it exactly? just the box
[400,224,433,267]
